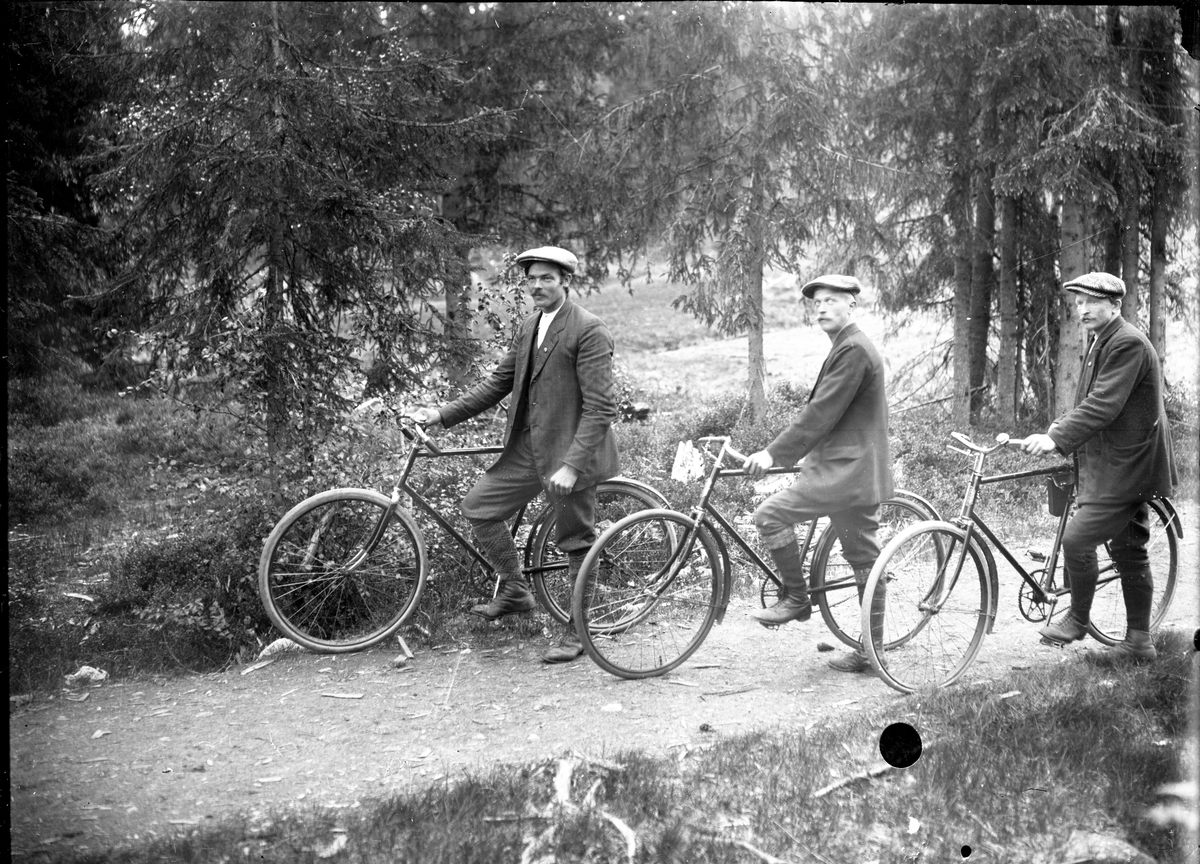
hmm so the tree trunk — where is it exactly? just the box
[1055,197,1088,417]
[951,248,973,430]
[1148,163,1168,361]
[996,196,1018,427]
[1120,166,1140,321]
[968,140,996,422]
[263,1,289,478]
[746,161,768,421]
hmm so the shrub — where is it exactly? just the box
[7,439,99,523]
[100,499,280,669]
[7,371,110,427]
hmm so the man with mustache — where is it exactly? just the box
[1021,272,1176,664]
[742,274,894,674]
[412,246,620,664]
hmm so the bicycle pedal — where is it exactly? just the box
[1039,636,1067,648]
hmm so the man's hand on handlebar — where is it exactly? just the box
[743,449,774,477]
[1020,433,1058,457]
[408,407,443,429]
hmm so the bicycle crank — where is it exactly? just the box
[1017,575,1054,623]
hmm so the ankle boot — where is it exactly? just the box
[1085,629,1157,665]
[471,579,536,620]
[1038,612,1088,645]
[542,554,587,663]
[751,540,811,627]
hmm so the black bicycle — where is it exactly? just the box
[258,417,669,652]
[859,432,1181,694]
[570,435,941,679]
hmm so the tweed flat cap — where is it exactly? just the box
[1064,272,1125,299]
[516,246,578,275]
[801,274,863,299]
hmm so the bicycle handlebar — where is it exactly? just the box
[697,435,750,465]
[398,414,444,455]
[947,431,1033,457]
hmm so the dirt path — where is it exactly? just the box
[13,526,1198,863]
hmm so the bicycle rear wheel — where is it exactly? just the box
[528,480,670,624]
[259,489,427,653]
[810,491,940,649]
[861,522,990,694]
[572,509,722,679]
[1085,497,1179,645]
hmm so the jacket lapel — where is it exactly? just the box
[808,323,858,403]
[531,300,570,382]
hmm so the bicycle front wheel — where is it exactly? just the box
[258,489,427,653]
[862,522,990,694]
[810,491,941,649]
[1086,497,1179,645]
[528,480,670,624]
[572,509,722,679]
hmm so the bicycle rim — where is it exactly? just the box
[530,481,669,625]
[1086,498,1178,645]
[812,494,939,650]
[259,489,426,652]
[864,523,989,694]
[572,510,721,679]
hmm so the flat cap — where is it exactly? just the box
[1063,272,1125,299]
[801,274,863,299]
[516,246,578,275]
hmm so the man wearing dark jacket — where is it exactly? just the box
[1022,272,1176,663]
[743,274,894,673]
[412,246,621,663]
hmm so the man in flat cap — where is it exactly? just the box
[1021,272,1176,663]
[743,274,894,674]
[412,246,620,663]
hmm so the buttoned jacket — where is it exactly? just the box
[1047,316,1176,504]
[439,299,621,489]
[765,323,894,508]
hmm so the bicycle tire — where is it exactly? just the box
[528,480,671,624]
[571,509,722,679]
[1085,497,1179,645]
[810,491,941,649]
[258,488,427,653]
[861,521,991,694]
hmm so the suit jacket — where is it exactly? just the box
[1048,315,1176,504]
[438,298,621,489]
[766,323,894,508]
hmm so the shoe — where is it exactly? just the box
[1038,615,1088,645]
[751,595,812,627]
[542,633,584,664]
[1084,631,1157,665]
[470,582,536,620]
[828,650,871,673]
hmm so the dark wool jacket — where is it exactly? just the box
[765,323,894,508]
[1048,315,1176,504]
[439,299,620,489]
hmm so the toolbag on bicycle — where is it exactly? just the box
[1046,472,1075,517]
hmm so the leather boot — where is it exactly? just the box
[542,553,586,663]
[470,579,536,620]
[829,568,883,674]
[1085,629,1157,665]
[751,541,811,627]
[1038,613,1088,645]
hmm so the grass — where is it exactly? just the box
[43,628,1198,864]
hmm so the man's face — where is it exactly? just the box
[811,287,855,334]
[1074,294,1120,333]
[524,262,568,312]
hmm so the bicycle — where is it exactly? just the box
[859,432,1181,694]
[258,417,669,652]
[569,435,941,679]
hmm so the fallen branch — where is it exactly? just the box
[731,839,798,864]
[812,763,894,798]
[601,810,637,862]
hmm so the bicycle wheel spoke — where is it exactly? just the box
[528,482,667,625]
[260,491,425,652]
[865,525,989,693]
[574,512,720,679]
[812,494,939,650]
